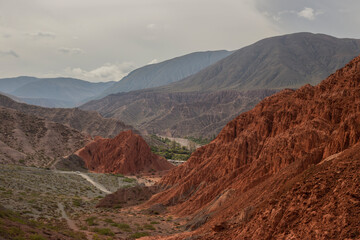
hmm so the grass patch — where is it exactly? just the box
[123,178,136,183]
[130,232,150,239]
[85,216,98,226]
[143,223,155,230]
[92,227,115,236]
[112,223,132,232]
[29,234,47,240]
[104,218,114,224]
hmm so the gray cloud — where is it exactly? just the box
[26,31,56,39]
[0,0,359,81]
[58,47,84,55]
[0,50,19,58]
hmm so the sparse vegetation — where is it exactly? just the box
[150,135,191,160]
[130,232,150,239]
[92,227,115,236]
[185,136,213,145]
[143,223,156,230]
[112,222,132,232]
[123,177,136,183]
[86,216,98,226]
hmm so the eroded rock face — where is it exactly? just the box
[77,130,174,174]
[145,56,360,239]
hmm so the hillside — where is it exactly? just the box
[160,32,360,92]
[0,93,135,138]
[0,107,89,167]
[81,33,360,138]
[81,89,276,138]
[98,50,232,98]
[77,130,174,174]
[144,55,360,239]
[0,76,114,107]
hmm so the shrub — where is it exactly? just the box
[123,178,136,183]
[92,228,115,236]
[143,224,155,230]
[112,223,132,232]
[130,232,150,239]
[29,234,47,240]
[85,216,98,226]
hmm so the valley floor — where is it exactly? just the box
[0,164,182,239]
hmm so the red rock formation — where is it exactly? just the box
[145,56,360,239]
[77,130,174,174]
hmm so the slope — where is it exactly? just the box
[0,93,135,138]
[77,130,174,174]
[144,55,360,239]
[98,50,232,97]
[0,107,90,167]
[159,32,360,92]
[81,89,276,138]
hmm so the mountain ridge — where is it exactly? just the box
[97,50,233,98]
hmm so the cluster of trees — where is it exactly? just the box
[150,135,194,160]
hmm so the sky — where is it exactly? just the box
[0,0,359,82]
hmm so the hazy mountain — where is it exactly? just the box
[97,50,232,98]
[0,77,115,108]
[159,32,360,92]
[81,33,360,138]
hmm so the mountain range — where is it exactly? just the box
[0,76,114,108]
[81,32,360,138]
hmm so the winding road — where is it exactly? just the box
[54,170,112,194]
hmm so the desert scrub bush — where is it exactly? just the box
[29,234,47,240]
[130,232,150,239]
[143,224,155,230]
[150,221,160,224]
[104,218,114,224]
[72,198,83,207]
[92,227,114,236]
[113,173,124,177]
[122,177,136,183]
[112,223,132,232]
[85,216,98,226]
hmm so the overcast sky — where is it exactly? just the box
[1,0,359,82]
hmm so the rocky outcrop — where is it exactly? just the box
[77,130,174,174]
[144,55,360,239]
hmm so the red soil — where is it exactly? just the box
[144,56,360,239]
[77,130,174,174]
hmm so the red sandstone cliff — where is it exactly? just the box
[77,130,174,174]
[144,56,360,239]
